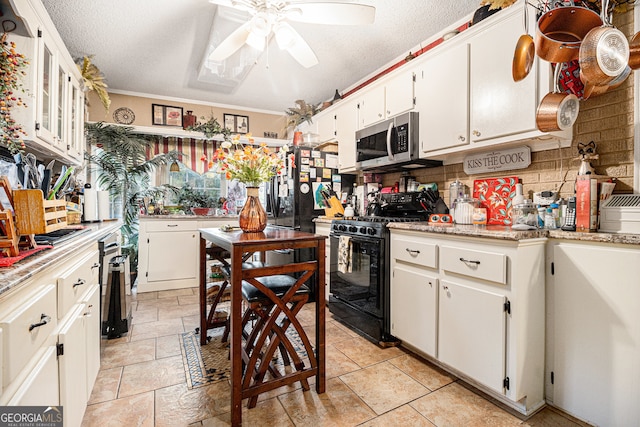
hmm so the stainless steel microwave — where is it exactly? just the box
[355,111,441,171]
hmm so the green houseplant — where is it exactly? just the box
[173,184,218,214]
[85,121,178,274]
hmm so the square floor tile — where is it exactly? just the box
[118,355,185,398]
[82,391,154,427]
[388,353,456,391]
[154,382,230,427]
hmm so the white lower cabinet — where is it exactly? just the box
[6,346,59,406]
[137,217,235,292]
[0,239,104,426]
[438,280,506,394]
[390,229,546,416]
[390,265,437,357]
[546,240,640,426]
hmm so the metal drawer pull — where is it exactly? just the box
[29,314,51,331]
[459,257,480,265]
[405,248,420,255]
[167,224,179,227]
[73,278,86,288]
[91,262,101,270]
[84,304,93,317]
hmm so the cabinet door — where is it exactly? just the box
[6,346,59,406]
[385,69,415,118]
[334,99,358,172]
[358,83,385,128]
[58,304,88,427]
[36,28,57,146]
[550,242,640,426]
[438,280,506,394]
[146,230,198,282]
[315,111,335,143]
[83,284,101,396]
[67,77,85,161]
[469,8,537,142]
[418,43,470,153]
[391,266,437,357]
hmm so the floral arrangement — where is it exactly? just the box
[283,99,319,138]
[0,32,29,153]
[212,133,289,186]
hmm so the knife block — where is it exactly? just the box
[323,195,345,218]
[13,189,67,235]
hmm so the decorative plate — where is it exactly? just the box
[472,176,519,225]
[113,107,135,125]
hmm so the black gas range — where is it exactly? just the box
[328,192,431,346]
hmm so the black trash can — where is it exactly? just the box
[102,255,132,339]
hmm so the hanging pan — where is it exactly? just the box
[627,31,640,69]
[536,64,580,132]
[512,0,535,82]
[536,2,602,63]
[579,0,629,85]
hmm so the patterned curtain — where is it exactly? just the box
[149,137,218,174]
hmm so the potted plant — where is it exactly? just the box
[85,121,178,276]
[283,99,319,139]
[173,184,218,215]
[185,112,231,140]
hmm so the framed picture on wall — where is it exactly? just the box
[223,113,249,134]
[152,104,183,127]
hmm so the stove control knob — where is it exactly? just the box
[359,226,367,234]
[338,224,347,232]
[367,227,376,236]
[348,226,357,232]
[332,224,339,231]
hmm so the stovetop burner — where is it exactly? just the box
[356,216,425,223]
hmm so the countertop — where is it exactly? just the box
[140,214,237,220]
[315,217,640,245]
[0,221,122,297]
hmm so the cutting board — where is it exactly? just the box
[473,176,519,225]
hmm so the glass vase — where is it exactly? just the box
[239,187,267,232]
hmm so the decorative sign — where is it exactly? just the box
[463,146,531,175]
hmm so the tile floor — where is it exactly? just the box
[82,287,590,427]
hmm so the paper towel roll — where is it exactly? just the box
[98,190,110,220]
[83,189,98,222]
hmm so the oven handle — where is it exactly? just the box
[330,234,381,245]
[386,121,394,161]
[104,242,120,250]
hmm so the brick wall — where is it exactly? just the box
[379,10,636,208]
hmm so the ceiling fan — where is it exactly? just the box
[207,1,376,68]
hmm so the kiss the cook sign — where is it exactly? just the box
[463,146,531,175]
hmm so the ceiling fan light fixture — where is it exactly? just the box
[246,30,266,51]
[274,23,295,50]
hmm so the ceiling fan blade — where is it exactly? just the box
[279,22,318,68]
[286,2,375,25]
[208,21,251,62]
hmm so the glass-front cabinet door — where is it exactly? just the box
[36,29,57,146]
[67,78,85,161]
[55,64,68,150]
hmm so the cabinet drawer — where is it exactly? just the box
[145,220,197,232]
[57,250,100,319]
[440,245,507,285]
[0,284,57,387]
[391,236,438,269]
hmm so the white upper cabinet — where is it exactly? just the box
[8,0,85,165]
[357,68,415,129]
[417,42,470,153]
[384,68,416,119]
[358,82,386,128]
[469,5,537,142]
[334,98,358,173]
[315,110,335,143]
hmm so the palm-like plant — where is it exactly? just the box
[85,122,178,271]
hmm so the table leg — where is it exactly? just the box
[316,240,326,394]
[231,246,243,426]
[199,236,208,346]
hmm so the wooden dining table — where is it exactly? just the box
[199,226,326,426]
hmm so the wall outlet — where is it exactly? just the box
[533,191,558,206]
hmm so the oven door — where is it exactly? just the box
[329,234,385,318]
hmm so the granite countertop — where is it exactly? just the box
[389,222,640,245]
[0,221,122,297]
[316,217,640,245]
[140,214,238,220]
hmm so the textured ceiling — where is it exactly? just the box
[41,0,481,114]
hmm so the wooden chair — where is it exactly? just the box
[239,264,317,409]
